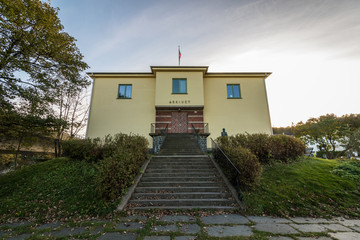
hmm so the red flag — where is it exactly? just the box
[178,46,181,66]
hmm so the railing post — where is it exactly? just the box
[149,123,168,154]
[191,123,210,153]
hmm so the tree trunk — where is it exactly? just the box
[54,139,58,158]
[58,138,62,157]
[14,136,23,169]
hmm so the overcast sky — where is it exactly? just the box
[51,0,360,127]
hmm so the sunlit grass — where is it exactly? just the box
[243,157,360,218]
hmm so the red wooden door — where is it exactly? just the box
[171,112,188,133]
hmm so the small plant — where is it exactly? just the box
[331,160,360,180]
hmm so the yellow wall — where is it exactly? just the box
[86,68,273,149]
[203,76,272,140]
[86,76,155,146]
[155,72,204,107]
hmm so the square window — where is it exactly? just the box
[172,79,187,94]
[227,84,241,99]
[118,84,132,99]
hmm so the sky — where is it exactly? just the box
[51,0,360,127]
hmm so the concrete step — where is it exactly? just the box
[159,150,203,154]
[134,186,228,193]
[129,199,235,207]
[148,163,213,168]
[138,181,224,187]
[132,192,230,199]
[127,133,237,210]
[140,177,217,182]
[151,158,210,162]
[146,165,215,170]
[144,173,218,177]
[145,169,216,173]
[130,206,236,210]
[149,161,211,165]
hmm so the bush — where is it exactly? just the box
[216,133,305,164]
[331,161,360,180]
[269,135,305,162]
[96,134,148,200]
[62,138,102,162]
[97,138,148,200]
[217,133,272,164]
[316,150,346,159]
[62,133,148,163]
[235,133,272,164]
[215,145,262,189]
[63,133,148,200]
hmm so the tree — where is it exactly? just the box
[0,104,54,169]
[0,0,89,107]
[295,114,343,159]
[339,114,360,156]
[50,74,90,157]
[295,114,360,159]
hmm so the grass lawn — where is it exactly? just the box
[0,158,118,223]
[243,157,360,218]
[1,156,359,223]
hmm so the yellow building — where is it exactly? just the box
[86,66,272,148]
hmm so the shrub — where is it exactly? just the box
[216,136,234,149]
[316,150,346,159]
[331,161,360,180]
[238,133,272,164]
[216,133,305,164]
[62,138,102,162]
[96,133,148,200]
[269,135,305,162]
[0,154,14,170]
[63,133,148,200]
[97,141,148,200]
[217,133,272,164]
[62,133,148,163]
[215,145,262,189]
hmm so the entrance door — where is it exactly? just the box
[171,112,188,133]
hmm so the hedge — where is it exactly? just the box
[62,133,148,200]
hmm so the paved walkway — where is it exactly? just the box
[1,214,360,240]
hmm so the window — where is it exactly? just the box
[118,84,132,99]
[172,79,187,94]
[227,84,241,98]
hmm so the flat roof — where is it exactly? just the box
[87,66,272,78]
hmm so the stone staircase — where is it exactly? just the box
[127,133,237,209]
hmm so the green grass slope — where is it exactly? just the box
[0,158,117,222]
[243,157,360,218]
[1,157,359,222]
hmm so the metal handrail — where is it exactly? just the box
[150,123,168,153]
[163,123,169,136]
[191,122,209,134]
[191,123,209,153]
[191,123,199,137]
[210,137,243,200]
[150,123,169,134]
